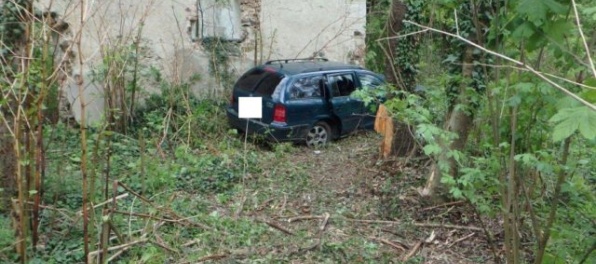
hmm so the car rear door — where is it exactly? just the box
[326,72,363,135]
[355,71,386,129]
[283,75,328,137]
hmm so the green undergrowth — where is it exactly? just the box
[0,91,406,263]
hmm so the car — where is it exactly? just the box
[226,58,385,147]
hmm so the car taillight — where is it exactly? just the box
[273,104,286,123]
[230,94,235,105]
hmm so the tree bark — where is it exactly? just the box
[0,125,16,212]
[380,0,418,157]
[382,0,407,88]
[422,46,475,196]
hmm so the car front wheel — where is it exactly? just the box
[306,122,331,148]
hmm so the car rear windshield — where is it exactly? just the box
[235,68,283,96]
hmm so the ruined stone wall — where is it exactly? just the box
[32,0,366,125]
[240,0,261,30]
[238,0,261,60]
[259,0,366,63]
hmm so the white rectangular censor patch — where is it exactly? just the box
[238,97,262,119]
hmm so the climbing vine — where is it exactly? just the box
[203,37,237,92]
[395,0,426,91]
[365,0,427,91]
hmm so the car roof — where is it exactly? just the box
[262,59,363,75]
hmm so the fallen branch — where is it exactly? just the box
[152,231,178,253]
[117,181,155,206]
[420,200,466,211]
[370,237,407,251]
[151,239,178,253]
[182,239,199,247]
[257,198,274,211]
[77,193,128,216]
[380,229,409,244]
[112,210,213,231]
[25,202,73,221]
[106,248,128,263]
[113,210,182,223]
[447,232,475,248]
[413,222,483,232]
[258,218,295,236]
[88,237,148,257]
[344,218,401,225]
[299,213,331,252]
[287,215,324,223]
[116,181,213,230]
[196,254,227,262]
[319,213,330,232]
[403,230,435,262]
[283,215,401,225]
[401,241,422,262]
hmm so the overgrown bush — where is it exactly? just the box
[132,81,230,149]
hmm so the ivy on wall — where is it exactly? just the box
[365,0,426,91]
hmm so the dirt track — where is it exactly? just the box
[251,132,499,263]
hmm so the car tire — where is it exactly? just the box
[306,121,332,148]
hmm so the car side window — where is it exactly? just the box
[357,73,383,89]
[288,75,323,99]
[328,73,356,97]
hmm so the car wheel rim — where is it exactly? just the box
[307,125,328,147]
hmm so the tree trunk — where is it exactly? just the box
[0,125,16,212]
[383,0,407,88]
[422,46,475,196]
[381,0,418,157]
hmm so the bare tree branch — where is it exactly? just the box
[401,20,596,111]
[571,0,596,79]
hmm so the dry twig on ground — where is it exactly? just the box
[257,218,295,236]
[413,222,483,232]
[370,237,407,252]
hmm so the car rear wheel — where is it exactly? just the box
[306,122,331,148]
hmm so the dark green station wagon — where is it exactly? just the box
[227,58,385,147]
